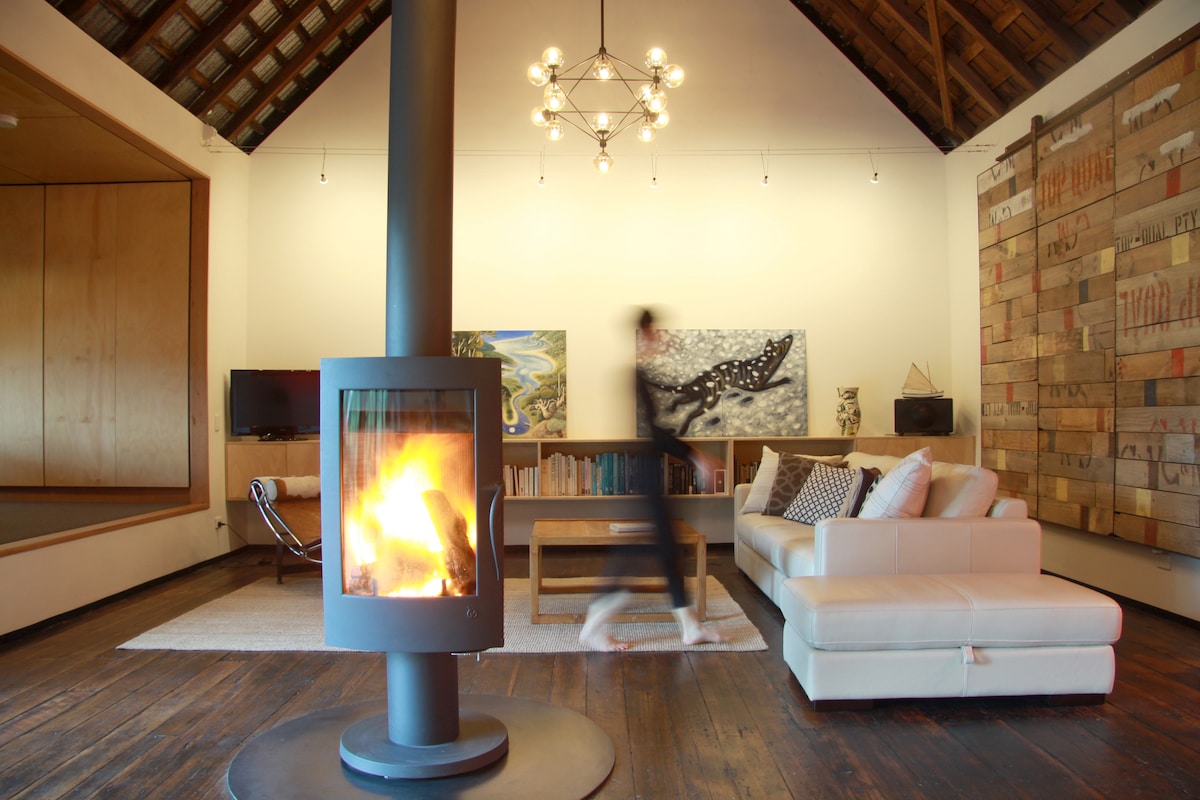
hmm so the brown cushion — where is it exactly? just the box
[764,453,846,516]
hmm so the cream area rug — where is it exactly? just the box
[118,577,766,653]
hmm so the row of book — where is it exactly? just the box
[502,451,725,498]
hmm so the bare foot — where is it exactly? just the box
[674,606,727,645]
[579,622,632,652]
[681,625,727,646]
[579,591,632,651]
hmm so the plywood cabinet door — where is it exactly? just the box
[0,187,46,485]
[114,183,190,486]
[43,184,119,486]
[41,183,190,488]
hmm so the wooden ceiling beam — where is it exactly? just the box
[189,0,324,116]
[874,0,1004,128]
[1009,0,1088,61]
[159,0,260,93]
[55,0,105,21]
[940,0,1042,91]
[925,0,954,132]
[1106,0,1145,22]
[831,3,944,120]
[219,0,375,142]
[115,0,189,60]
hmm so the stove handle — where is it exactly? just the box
[487,482,504,581]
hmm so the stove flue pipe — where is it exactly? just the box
[385,0,455,359]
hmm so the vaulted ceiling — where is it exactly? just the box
[46,0,1157,153]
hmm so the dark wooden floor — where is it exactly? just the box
[1,544,1198,799]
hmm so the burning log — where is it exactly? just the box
[422,489,476,595]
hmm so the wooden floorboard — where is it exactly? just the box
[0,544,1197,799]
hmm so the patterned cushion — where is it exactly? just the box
[764,453,846,516]
[858,447,933,519]
[783,462,858,524]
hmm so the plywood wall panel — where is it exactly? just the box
[0,186,46,486]
[114,183,190,487]
[43,185,118,486]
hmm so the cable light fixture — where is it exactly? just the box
[528,0,683,174]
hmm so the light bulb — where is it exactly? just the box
[319,173,328,185]
[538,175,546,187]
[545,120,565,141]
[531,107,549,127]
[639,85,667,114]
[527,62,551,87]
[646,88,668,114]
[870,172,879,184]
[662,64,685,88]
[637,121,656,142]
[592,55,615,80]
[761,175,769,187]
[542,47,565,68]
[591,112,612,133]
[645,48,667,69]
[544,83,566,112]
[651,110,669,129]
[594,150,614,174]
[650,176,659,189]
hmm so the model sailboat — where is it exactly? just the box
[901,363,944,398]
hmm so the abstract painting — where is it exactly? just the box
[453,330,566,438]
[636,329,807,437]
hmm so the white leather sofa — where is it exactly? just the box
[733,449,1029,604]
[734,449,1123,707]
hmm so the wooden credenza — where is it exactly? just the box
[224,440,320,500]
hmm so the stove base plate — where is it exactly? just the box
[227,694,614,800]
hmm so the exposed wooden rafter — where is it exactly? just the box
[49,0,1157,153]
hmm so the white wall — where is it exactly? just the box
[0,0,252,635]
[945,0,1200,621]
[247,0,949,440]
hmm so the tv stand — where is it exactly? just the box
[225,439,320,500]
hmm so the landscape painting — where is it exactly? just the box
[636,328,807,437]
[452,330,567,438]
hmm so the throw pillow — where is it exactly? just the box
[739,446,780,514]
[857,447,933,519]
[782,462,858,524]
[845,466,882,517]
[765,453,848,516]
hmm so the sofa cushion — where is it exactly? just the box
[858,448,932,519]
[740,446,781,515]
[736,514,817,578]
[924,462,999,517]
[783,462,856,523]
[780,573,1122,651]
[765,453,846,515]
[745,447,847,515]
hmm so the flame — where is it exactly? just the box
[342,433,476,597]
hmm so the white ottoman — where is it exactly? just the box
[779,573,1123,709]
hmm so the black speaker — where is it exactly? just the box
[895,398,953,435]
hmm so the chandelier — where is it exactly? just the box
[527,0,683,174]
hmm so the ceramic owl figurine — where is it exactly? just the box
[836,386,861,436]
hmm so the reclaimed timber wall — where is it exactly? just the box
[978,33,1200,559]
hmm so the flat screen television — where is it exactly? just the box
[229,369,321,440]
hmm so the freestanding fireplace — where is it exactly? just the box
[227,0,613,796]
[320,356,507,778]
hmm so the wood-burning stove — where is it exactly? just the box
[321,355,506,778]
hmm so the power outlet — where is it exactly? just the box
[214,515,225,531]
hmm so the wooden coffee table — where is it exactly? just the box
[529,518,706,624]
